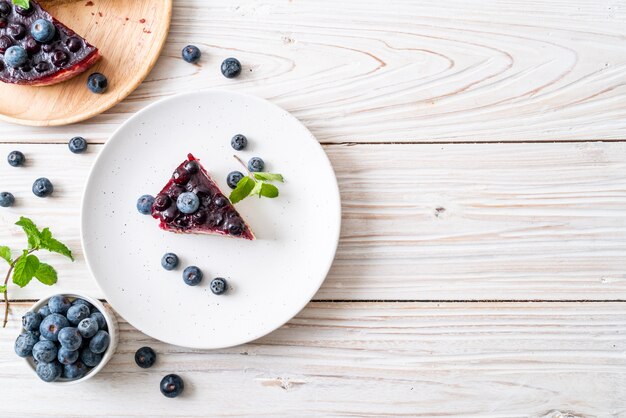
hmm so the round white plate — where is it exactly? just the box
[81,90,341,349]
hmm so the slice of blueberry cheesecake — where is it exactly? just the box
[0,0,100,86]
[151,154,255,240]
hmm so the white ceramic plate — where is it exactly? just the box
[81,90,341,349]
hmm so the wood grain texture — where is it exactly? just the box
[2,301,625,417]
[0,0,625,141]
[0,0,172,126]
[0,142,624,301]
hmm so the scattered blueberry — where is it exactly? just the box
[14,332,38,357]
[81,348,102,367]
[30,19,55,43]
[247,157,264,172]
[0,192,15,207]
[63,361,87,380]
[39,313,69,342]
[4,45,26,67]
[48,295,71,314]
[182,45,201,63]
[7,151,25,167]
[231,134,248,151]
[221,57,241,78]
[32,177,53,198]
[137,194,155,215]
[89,311,107,330]
[38,305,51,318]
[227,171,244,189]
[89,330,110,354]
[77,317,98,339]
[160,374,184,398]
[176,192,200,214]
[68,136,88,154]
[161,252,179,270]
[58,327,82,351]
[135,346,156,368]
[87,72,108,94]
[32,340,57,363]
[210,277,227,295]
[22,311,42,332]
[36,361,62,382]
[57,346,79,365]
[66,304,90,325]
[182,266,203,286]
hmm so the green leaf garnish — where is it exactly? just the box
[12,252,39,288]
[229,176,255,204]
[16,217,41,249]
[34,263,57,286]
[40,227,74,261]
[0,246,12,265]
[259,183,279,198]
[0,285,6,293]
[229,156,284,204]
[253,172,284,183]
[12,0,29,9]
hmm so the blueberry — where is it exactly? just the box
[247,157,264,172]
[57,346,79,364]
[210,277,227,295]
[36,361,62,382]
[38,305,51,318]
[8,23,25,40]
[7,151,25,167]
[63,361,87,380]
[161,252,179,270]
[221,57,241,78]
[31,19,55,43]
[58,327,82,351]
[65,36,82,52]
[33,340,57,363]
[172,167,191,184]
[14,332,38,357]
[68,136,88,154]
[24,36,40,54]
[176,192,200,214]
[227,219,244,236]
[0,1,10,16]
[89,311,107,330]
[51,50,68,67]
[160,374,184,398]
[0,192,14,207]
[32,177,53,198]
[153,194,171,211]
[89,330,110,354]
[227,171,244,189]
[22,311,42,332]
[77,317,98,339]
[231,134,248,151]
[184,160,199,174]
[48,295,71,314]
[137,194,155,215]
[213,194,228,208]
[4,45,27,67]
[81,348,102,367]
[72,298,93,310]
[87,72,108,94]
[39,313,69,342]
[182,266,203,286]
[135,346,156,368]
[66,304,90,325]
[182,45,201,63]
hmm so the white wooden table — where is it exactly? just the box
[2,1,626,416]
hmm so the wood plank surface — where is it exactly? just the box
[2,302,625,417]
[0,142,624,301]
[0,0,625,143]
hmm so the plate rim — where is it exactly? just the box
[80,89,342,349]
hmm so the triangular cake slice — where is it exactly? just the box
[0,0,100,86]
[151,154,255,240]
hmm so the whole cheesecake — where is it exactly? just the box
[0,0,100,86]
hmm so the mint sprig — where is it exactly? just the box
[12,0,29,9]
[229,155,284,204]
[1,217,74,327]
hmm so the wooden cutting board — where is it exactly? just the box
[0,0,172,126]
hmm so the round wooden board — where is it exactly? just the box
[0,0,172,126]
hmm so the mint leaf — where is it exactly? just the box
[34,263,57,286]
[12,0,29,9]
[0,246,12,264]
[253,172,284,183]
[259,183,279,198]
[0,285,6,293]
[40,228,74,261]
[250,180,263,197]
[15,217,41,249]
[229,177,255,204]
[12,252,39,288]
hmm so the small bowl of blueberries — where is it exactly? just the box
[14,293,118,384]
